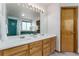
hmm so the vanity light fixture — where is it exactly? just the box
[17,3,45,13]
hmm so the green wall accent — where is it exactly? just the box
[7,19,17,36]
[21,31,37,34]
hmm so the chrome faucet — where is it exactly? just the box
[20,36,25,39]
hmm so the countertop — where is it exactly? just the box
[0,34,56,50]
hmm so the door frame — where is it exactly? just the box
[60,6,78,53]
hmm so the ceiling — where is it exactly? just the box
[34,3,52,9]
[6,3,51,20]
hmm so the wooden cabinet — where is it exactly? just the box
[3,44,29,56]
[0,50,2,56]
[50,37,56,53]
[0,36,56,56]
[29,40,42,56]
[43,39,51,56]
[43,47,50,56]
[42,37,56,56]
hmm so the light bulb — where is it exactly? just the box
[22,13,25,17]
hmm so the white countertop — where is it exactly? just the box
[0,34,56,50]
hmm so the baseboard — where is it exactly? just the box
[55,49,79,53]
[78,48,79,53]
[75,48,79,54]
[55,50,61,53]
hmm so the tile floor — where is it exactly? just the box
[50,52,79,56]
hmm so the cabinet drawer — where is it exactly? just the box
[43,39,50,44]
[30,51,42,56]
[12,50,28,56]
[43,43,50,48]
[3,44,28,56]
[30,46,42,54]
[43,47,50,56]
[29,40,42,48]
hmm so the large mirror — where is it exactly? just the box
[6,3,40,36]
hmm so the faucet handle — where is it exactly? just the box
[20,36,25,39]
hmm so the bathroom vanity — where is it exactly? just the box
[0,34,56,56]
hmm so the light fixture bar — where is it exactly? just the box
[17,3,45,13]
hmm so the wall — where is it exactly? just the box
[40,4,60,51]
[47,3,61,51]
[40,12,48,34]
[0,3,7,40]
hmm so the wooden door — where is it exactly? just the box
[8,19,17,36]
[61,7,78,52]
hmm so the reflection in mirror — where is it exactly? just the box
[21,21,32,31]
[6,3,40,36]
[21,20,39,34]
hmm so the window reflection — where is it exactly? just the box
[21,21,31,31]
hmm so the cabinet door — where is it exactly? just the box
[0,50,2,56]
[29,40,42,56]
[43,39,51,56]
[43,47,50,56]
[50,37,56,53]
[3,44,28,56]
[30,50,42,56]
